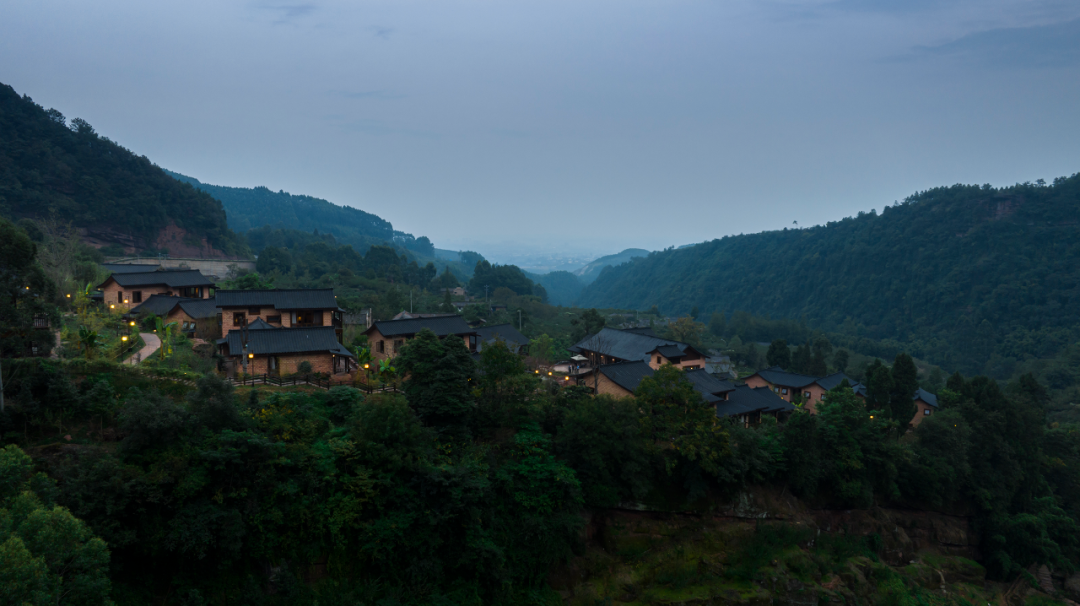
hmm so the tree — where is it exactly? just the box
[226,272,273,290]
[0,218,58,357]
[570,309,606,342]
[255,246,293,275]
[809,337,832,376]
[395,329,476,438]
[635,365,726,476]
[866,364,893,413]
[0,445,113,605]
[709,312,727,337]
[665,317,706,349]
[766,340,791,369]
[529,334,556,365]
[833,349,850,374]
[440,289,454,313]
[791,342,811,374]
[690,306,699,320]
[888,353,919,425]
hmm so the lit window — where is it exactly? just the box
[924,409,931,415]
[781,388,788,395]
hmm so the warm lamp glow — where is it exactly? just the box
[363,363,370,369]
[66,294,71,298]
[548,371,553,376]
[121,336,128,342]
[129,321,136,326]
[248,353,254,359]
[110,304,115,309]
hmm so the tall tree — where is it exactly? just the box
[395,329,476,439]
[766,340,791,369]
[888,353,919,424]
[791,342,812,374]
[866,364,893,413]
[833,349,850,374]
[0,218,58,357]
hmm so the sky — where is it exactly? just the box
[3,0,1080,262]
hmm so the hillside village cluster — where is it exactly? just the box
[93,262,939,428]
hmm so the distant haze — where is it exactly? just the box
[3,0,1079,258]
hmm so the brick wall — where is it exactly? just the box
[101,282,174,310]
[910,399,935,427]
[236,352,336,376]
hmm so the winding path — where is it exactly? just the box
[123,332,161,365]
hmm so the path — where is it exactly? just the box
[124,332,161,365]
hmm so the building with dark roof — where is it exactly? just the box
[97,269,214,310]
[219,326,354,377]
[717,385,797,425]
[474,324,530,355]
[128,294,190,317]
[850,384,940,428]
[742,366,856,413]
[576,362,736,405]
[569,327,708,371]
[364,315,477,361]
[683,368,736,403]
[215,289,342,341]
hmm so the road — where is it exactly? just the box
[124,332,161,365]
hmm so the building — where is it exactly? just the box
[364,315,478,361]
[474,324,530,355]
[218,325,355,377]
[128,295,224,341]
[440,287,468,298]
[741,366,855,413]
[569,327,708,371]
[215,289,343,341]
[97,269,215,310]
[575,361,735,400]
[718,385,797,426]
[343,309,373,330]
[851,384,939,427]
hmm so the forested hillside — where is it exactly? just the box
[578,176,1080,388]
[573,248,649,283]
[166,170,433,257]
[0,83,245,256]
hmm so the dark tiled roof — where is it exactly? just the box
[216,289,338,310]
[717,385,795,417]
[752,366,820,389]
[475,324,530,347]
[177,298,220,319]
[101,263,161,274]
[597,361,656,394]
[106,269,214,288]
[367,315,475,338]
[621,327,659,337]
[223,326,352,357]
[246,318,276,330]
[915,388,939,408]
[129,294,188,316]
[684,368,735,399]
[816,372,854,391]
[570,327,700,363]
[653,344,686,359]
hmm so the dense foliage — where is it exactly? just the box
[165,171,437,256]
[0,82,245,256]
[3,342,1079,605]
[578,176,1080,410]
[0,217,60,357]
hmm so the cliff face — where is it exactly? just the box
[549,488,1064,606]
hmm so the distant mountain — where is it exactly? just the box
[577,176,1080,390]
[0,82,245,257]
[526,270,585,307]
[165,170,433,257]
[573,248,650,284]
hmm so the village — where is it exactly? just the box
[49,257,942,431]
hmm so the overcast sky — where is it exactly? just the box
[3,0,1079,260]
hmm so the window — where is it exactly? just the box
[217,313,223,326]
[248,307,260,315]
[656,356,661,364]
[118,291,124,303]
[267,315,282,324]
[233,312,246,326]
[924,409,931,415]
[469,335,477,352]
[377,340,385,353]
[821,393,827,400]
[179,287,202,298]
[781,388,788,395]
[133,291,143,303]
[394,339,404,353]
[804,391,811,399]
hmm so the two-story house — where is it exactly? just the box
[97,269,214,310]
[569,327,708,371]
[364,315,477,361]
[215,289,343,341]
[219,324,355,377]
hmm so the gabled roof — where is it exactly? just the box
[750,366,821,389]
[129,294,190,316]
[246,318,276,330]
[222,326,353,357]
[366,315,476,338]
[215,289,338,310]
[621,326,659,337]
[652,344,686,359]
[596,361,656,394]
[915,388,939,408]
[570,327,702,364]
[684,369,735,401]
[717,385,795,417]
[102,269,214,289]
[176,297,220,319]
[101,263,161,274]
[816,372,854,391]
[475,324,530,347]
